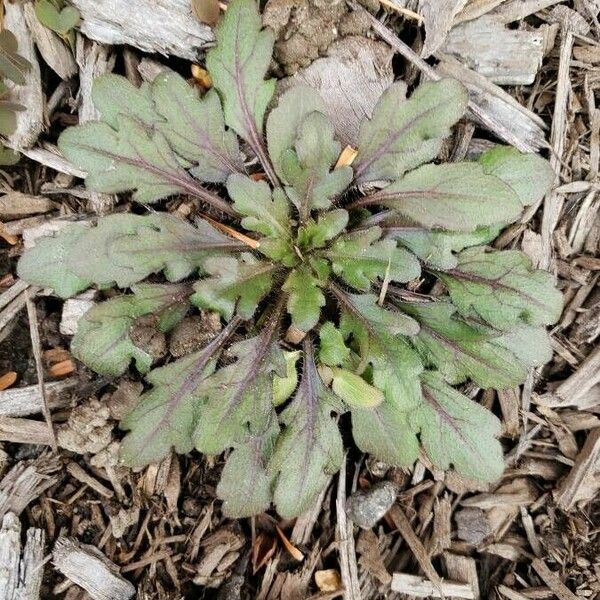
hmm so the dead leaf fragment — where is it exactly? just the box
[315,569,342,592]
[275,525,304,562]
[192,0,220,26]
[0,371,17,391]
[191,64,213,89]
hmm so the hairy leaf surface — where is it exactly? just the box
[193,305,286,454]
[192,253,275,320]
[120,318,240,467]
[354,79,468,183]
[18,214,242,298]
[438,246,563,329]
[283,267,325,332]
[270,341,343,518]
[401,301,552,388]
[365,162,522,231]
[414,371,504,481]
[72,283,190,377]
[206,0,275,177]
[326,227,421,290]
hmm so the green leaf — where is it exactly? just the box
[325,227,421,290]
[227,174,294,263]
[0,30,32,84]
[206,0,275,176]
[319,322,350,367]
[280,111,353,218]
[0,145,20,166]
[269,341,343,518]
[71,283,190,377]
[91,74,159,129]
[120,318,240,467]
[192,253,275,320]
[437,246,563,329]
[352,402,419,467]
[18,214,242,298]
[193,306,286,453]
[364,162,522,231]
[283,267,325,332]
[479,146,554,207]
[401,301,553,388]
[266,85,327,180]
[34,0,80,35]
[218,421,279,517]
[152,73,244,183]
[383,223,500,269]
[59,116,217,205]
[414,371,504,481]
[297,209,348,251]
[330,368,384,409]
[333,287,423,412]
[273,351,301,406]
[354,79,468,183]
[0,81,25,137]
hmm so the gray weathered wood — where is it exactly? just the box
[53,537,135,600]
[71,0,213,60]
[0,378,77,417]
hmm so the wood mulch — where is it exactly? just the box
[0,0,599,599]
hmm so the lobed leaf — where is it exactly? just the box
[362,162,522,231]
[354,79,468,183]
[120,318,240,467]
[318,322,351,367]
[283,267,325,332]
[414,371,504,481]
[401,301,553,388]
[297,209,349,251]
[437,246,563,329]
[72,283,190,377]
[279,111,352,219]
[325,227,421,290]
[18,214,243,298]
[193,304,286,454]
[479,145,554,207]
[206,0,276,179]
[218,421,279,517]
[192,253,276,320]
[227,174,294,263]
[269,340,343,518]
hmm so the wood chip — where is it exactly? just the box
[419,0,469,58]
[531,558,578,600]
[0,372,17,392]
[53,537,135,600]
[275,525,304,562]
[70,0,213,60]
[0,378,77,418]
[443,553,480,600]
[391,573,475,598]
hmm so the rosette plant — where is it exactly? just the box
[18,0,562,517]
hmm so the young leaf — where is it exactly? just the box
[34,0,80,36]
[120,318,240,467]
[227,174,293,263]
[269,340,343,518]
[218,422,279,517]
[206,0,276,181]
[0,30,32,85]
[297,209,349,251]
[273,351,301,406]
[358,162,522,231]
[333,286,423,410]
[152,73,244,183]
[266,85,327,180]
[414,371,504,481]
[18,214,243,298]
[479,146,554,207]
[280,111,353,219]
[354,79,468,183]
[401,301,553,388]
[325,227,421,291]
[283,267,325,332]
[383,223,500,269]
[192,253,276,320]
[437,246,563,329]
[319,322,350,367]
[330,368,384,409]
[72,283,190,377]
[193,304,286,453]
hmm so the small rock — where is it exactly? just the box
[347,481,398,529]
